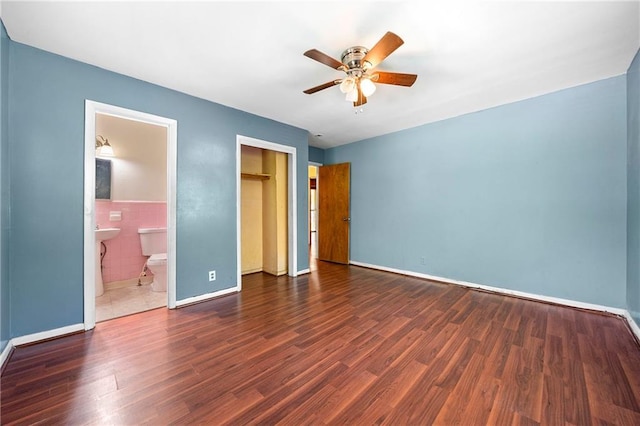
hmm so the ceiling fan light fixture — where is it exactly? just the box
[345,87,358,102]
[360,77,376,97]
[339,77,355,94]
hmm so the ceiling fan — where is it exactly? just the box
[303,31,417,107]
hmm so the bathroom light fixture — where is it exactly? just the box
[95,135,114,157]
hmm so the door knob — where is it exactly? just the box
[342,217,351,222]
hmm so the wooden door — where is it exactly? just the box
[318,163,350,264]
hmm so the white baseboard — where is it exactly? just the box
[175,286,239,307]
[349,260,640,341]
[11,323,85,347]
[297,268,310,275]
[1,340,13,370]
[623,311,640,342]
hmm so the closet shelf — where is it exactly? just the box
[241,172,271,181]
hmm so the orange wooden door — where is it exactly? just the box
[318,163,350,264]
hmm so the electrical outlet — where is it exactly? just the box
[420,257,426,265]
[208,270,216,281]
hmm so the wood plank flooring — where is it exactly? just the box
[2,262,640,425]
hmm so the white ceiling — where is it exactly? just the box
[2,1,639,149]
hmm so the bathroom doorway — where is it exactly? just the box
[83,101,177,330]
[236,135,298,289]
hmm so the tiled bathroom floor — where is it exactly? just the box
[96,284,166,322]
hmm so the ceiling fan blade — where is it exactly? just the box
[303,80,341,94]
[304,49,344,70]
[372,71,417,87]
[362,31,404,69]
[353,85,367,107]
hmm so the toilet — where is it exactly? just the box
[138,227,167,292]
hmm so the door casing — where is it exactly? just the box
[236,135,297,289]
[83,100,178,330]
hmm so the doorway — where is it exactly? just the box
[236,135,297,289]
[308,163,320,268]
[240,146,289,277]
[83,101,178,330]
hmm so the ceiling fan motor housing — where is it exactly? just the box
[341,46,370,77]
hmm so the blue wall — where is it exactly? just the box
[628,49,640,323]
[0,21,9,353]
[8,41,309,337]
[326,76,628,308]
[1,25,637,342]
[309,145,325,164]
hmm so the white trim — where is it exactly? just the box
[309,161,323,167]
[83,106,97,328]
[11,323,84,347]
[289,151,298,279]
[1,341,13,369]
[297,268,311,275]
[236,140,242,290]
[84,101,178,331]
[236,135,298,292]
[176,286,239,307]
[623,311,640,342]
[349,260,640,329]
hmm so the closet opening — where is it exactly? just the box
[236,135,297,290]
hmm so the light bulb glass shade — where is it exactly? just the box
[339,77,355,94]
[360,77,376,97]
[345,88,358,102]
[96,144,114,157]
[95,135,115,157]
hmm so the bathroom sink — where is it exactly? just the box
[95,228,120,242]
[95,228,120,298]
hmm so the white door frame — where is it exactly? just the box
[83,100,178,330]
[236,135,297,289]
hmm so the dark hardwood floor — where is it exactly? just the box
[2,261,640,425]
